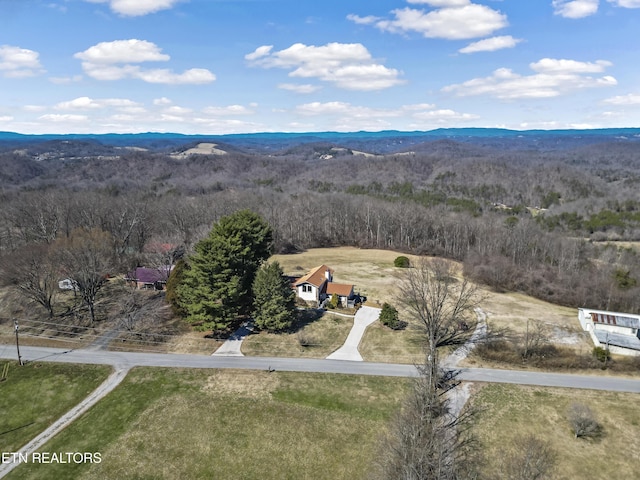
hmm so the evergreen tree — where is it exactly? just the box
[165,259,187,315]
[177,210,273,332]
[379,303,400,329]
[252,261,296,332]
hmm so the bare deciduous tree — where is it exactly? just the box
[398,258,480,385]
[501,435,557,480]
[54,228,114,325]
[0,243,59,317]
[375,258,481,479]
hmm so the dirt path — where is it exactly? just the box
[0,364,130,479]
[443,308,487,417]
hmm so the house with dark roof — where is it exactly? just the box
[126,266,172,290]
[578,308,640,356]
[292,264,355,307]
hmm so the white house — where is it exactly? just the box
[578,308,640,356]
[292,264,355,307]
[58,278,78,291]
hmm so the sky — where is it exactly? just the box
[1,0,640,134]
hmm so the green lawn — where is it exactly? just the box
[8,368,409,480]
[0,362,111,453]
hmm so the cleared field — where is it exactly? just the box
[273,247,589,364]
[7,368,409,480]
[0,362,111,453]
[472,383,640,479]
[272,247,420,306]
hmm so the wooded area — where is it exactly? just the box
[1,134,640,322]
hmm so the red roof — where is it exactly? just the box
[294,265,333,288]
[326,283,354,297]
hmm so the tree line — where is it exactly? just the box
[2,138,640,317]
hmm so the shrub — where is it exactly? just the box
[394,256,410,268]
[328,293,340,309]
[592,346,610,363]
[379,303,405,330]
[567,403,601,439]
[297,331,317,347]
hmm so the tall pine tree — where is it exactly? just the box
[177,210,272,332]
[252,262,296,332]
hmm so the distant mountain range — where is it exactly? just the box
[1,127,640,154]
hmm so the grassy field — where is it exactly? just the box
[272,247,420,306]
[471,383,640,479]
[7,368,409,480]
[272,248,426,363]
[272,247,589,364]
[242,312,354,358]
[0,362,111,453]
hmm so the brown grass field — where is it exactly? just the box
[472,383,640,479]
[6,366,639,480]
[272,247,589,365]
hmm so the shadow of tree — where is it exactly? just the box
[288,308,325,334]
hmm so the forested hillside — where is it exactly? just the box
[2,130,640,314]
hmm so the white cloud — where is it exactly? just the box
[0,116,14,122]
[153,97,172,106]
[530,58,611,74]
[55,97,101,110]
[351,3,507,40]
[75,39,170,64]
[74,39,215,84]
[244,45,273,61]
[553,0,640,18]
[134,68,215,84]
[246,42,403,91]
[164,105,192,115]
[459,35,522,54]
[38,114,89,123]
[412,109,478,121]
[0,45,44,78]
[202,105,254,116]
[54,96,141,110]
[609,0,640,8]
[278,83,322,94]
[23,105,47,112]
[552,0,599,18]
[49,75,83,84]
[407,0,471,6]
[603,93,640,105]
[85,0,183,16]
[443,58,617,99]
[293,101,479,131]
[346,14,380,25]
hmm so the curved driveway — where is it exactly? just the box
[2,345,640,393]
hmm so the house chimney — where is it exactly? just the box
[325,269,332,282]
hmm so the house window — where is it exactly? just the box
[302,285,311,293]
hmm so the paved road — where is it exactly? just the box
[2,344,640,393]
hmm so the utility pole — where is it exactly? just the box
[14,319,23,366]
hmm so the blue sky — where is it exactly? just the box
[1,0,640,134]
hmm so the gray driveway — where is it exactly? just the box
[326,306,380,361]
